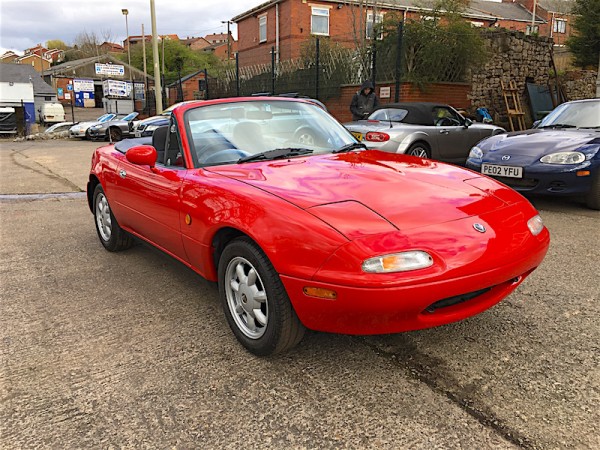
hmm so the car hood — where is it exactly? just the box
[138,115,169,126]
[71,120,102,130]
[479,129,600,158]
[206,150,518,232]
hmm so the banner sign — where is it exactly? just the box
[73,79,94,92]
[95,63,125,77]
[102,80,131,98]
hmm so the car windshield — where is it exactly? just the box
[97,114,116,123]
[537,101,600,129]
[123,112,138,121]
[369,108,409,122]
[184,100,357,167]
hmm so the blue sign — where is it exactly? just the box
[67,84,73,91]
[57,87,64,97]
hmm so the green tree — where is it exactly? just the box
[120,39,219,83]
[45,39,68,50]
[376,0,488,86]
[567,0,600,68]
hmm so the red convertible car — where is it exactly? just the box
[88,98,550,355]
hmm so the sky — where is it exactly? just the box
[0,0,261,54]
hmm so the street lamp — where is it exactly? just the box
[221,20,232,60]
[122,8,135,111]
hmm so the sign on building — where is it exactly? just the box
[73,79,94,92]
[95,63,125,77]
[102,79,131,98]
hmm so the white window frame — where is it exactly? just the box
[553,19,567,34]
[259,15,267,43]
[311,7,329,36]
[366,11,384,40]
[526,24,539,35]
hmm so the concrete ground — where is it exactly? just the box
[0,140,598,449]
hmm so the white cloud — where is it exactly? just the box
[0,0,259,51]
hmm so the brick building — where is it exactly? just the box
[232,0,574,67]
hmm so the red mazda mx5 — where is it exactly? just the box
[88,97,550,355]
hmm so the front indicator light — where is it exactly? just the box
[362,251,433,273]
[303,287,337,300]
[576,170,590,177]
[527,215,544,236]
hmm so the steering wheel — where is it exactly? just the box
[200,149,250,165]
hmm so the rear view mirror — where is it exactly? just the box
[126,145,157,167]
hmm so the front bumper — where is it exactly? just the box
[69,129,88,138]
[466,160,596,196]
[282,205,550,335]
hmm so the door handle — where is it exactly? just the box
[439,129,449,134]
[119,169,127,178]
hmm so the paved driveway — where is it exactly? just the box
[1,140,598,448]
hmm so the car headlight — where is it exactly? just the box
[362,251,433,273]
[90,125,102,130]
[527,215,544,236]
[146,125,159,131]
[469,146,483,161]
[540,152,585,164]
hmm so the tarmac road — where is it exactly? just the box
[1,140,598,449]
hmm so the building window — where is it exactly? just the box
[366,12,384,40]
[311,7,329,36]
[259,15,267,43]
[553,19,567,34]
[526,24,539,35]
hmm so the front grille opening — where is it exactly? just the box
[495,176,538,188]
[425,287,492,313]
[548,180,567,192]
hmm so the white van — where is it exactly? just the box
[39,102,66,124]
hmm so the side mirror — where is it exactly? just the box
[463,118,473,128]
[126,145,157,167]
[532,120,541,128]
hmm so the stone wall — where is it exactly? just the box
[562,70,598,101]
[469,30,554,127]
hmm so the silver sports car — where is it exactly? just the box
[86,112,139,142]
[344,102,505,164]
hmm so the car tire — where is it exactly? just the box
[108,127,122,142]
[93,184,134,251]
[293,127,317,146]
[218,237,305,356]
[585,173,600,210]
[406,142,431,158]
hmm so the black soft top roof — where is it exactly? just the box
[374,102,450,126]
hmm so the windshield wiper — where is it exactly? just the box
[238,148,313,163]
[332,142,368,153]
[538,123,577,129]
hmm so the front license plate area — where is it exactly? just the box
[482,164,523,178]
[351,131,363,141]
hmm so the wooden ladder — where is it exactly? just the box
[501,80,526,131]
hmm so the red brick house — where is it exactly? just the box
[232,0,572,66]
[24,44,48,57]
[123,34,179,48]
[0,51,20,63]
[100,42,125,53]
[182,36,212,51]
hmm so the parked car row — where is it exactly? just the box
[68,112,138,141]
